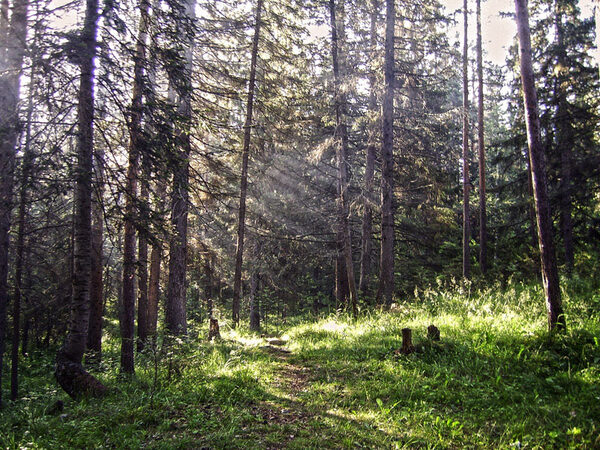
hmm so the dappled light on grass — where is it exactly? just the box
[2,279,599,447]
[223,329,265,348]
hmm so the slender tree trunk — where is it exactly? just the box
[476,0,487,275]
[462,0,471,280]
[121,0,150,373]
[0,0,29,407]
[55,0,107,398]
[359,0,379,296]
[10,44,37,400]
[137,167,149,349]
[514,0,565,332]
[203,247,213,319]
[165,0,195,336]
[335,237,349,307]
[147,179,165,341]
[525,151,539,255]
[595,1,600,77]
[87,144,104,358]
[232,0,262,328]
[249,258,260,331]
[0,0,9,64]
[144,19,161,342]
[329,0,358,317]
[86,2,114,363]
[377,0,395,306]
[554,3,574,276]
[21,243,31,356]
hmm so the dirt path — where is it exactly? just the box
[256,341,315,448]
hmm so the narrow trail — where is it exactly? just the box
[256,340,316,448]
[239,337,394,448]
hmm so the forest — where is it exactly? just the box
[0,0,599,447]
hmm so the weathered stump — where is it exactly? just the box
[400,328,415,354]
[427,325,440,341]
[55,349,107,399]
[208,318,221,341]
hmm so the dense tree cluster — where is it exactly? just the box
[0,0,597,401]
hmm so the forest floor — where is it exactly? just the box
[1,279,600,448]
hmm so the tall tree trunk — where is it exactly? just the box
[232,0,262,328]
[137,165,149,349]
[476,0,487,275]
[165,0,195,336]
[335,238,349,307]
[359,0,379,296]
[525,151,539,257]
[87,143,104,358]
[249,243,260,331]
[377,0,395,306]
[554,2,574,276]
[10,43,37,400]
[121,0,150,373]
[147,173,166,340]
[0,0,29,407]
[0,0,9,64]
[595,1,600,77]
[86,0,114,363]
[462,0,471,280]
[329,0,358,317]
[202,245,213,319]
[514,0,565,332]
[55,0,107,398]
[143,14,161,343]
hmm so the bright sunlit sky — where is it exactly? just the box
[52,0,598,70]
[444,0,596,65]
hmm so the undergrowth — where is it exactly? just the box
[1,277,599,448]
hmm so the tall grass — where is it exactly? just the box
[1,278,598,448]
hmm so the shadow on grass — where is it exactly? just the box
[3,324,599,449]
[287,323,600,447]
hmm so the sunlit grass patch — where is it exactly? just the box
[2,278,599,448]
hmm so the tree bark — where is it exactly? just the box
[0,0,9,65]
[0,0,29,407]
[554,2,574,276]
[121,0,150,373]
[137,166,149,349]
[147,177,165,341]
[202,246,213,319]
[514,0,565,331]
[10,42,37,400]
[462,0,471,280]
[329,0,358,317]
[147,239,161,336]
[87,143,104,358]
[377,0,395,306]
[400,328,415,354]
[335,238,349,308]
[249,272,260,332]
[55,0,107,397]
[595,1,600,77]
[476,0,487,275]
[165,0,196,336]
[359,0,379,296]
[232,0,262,328]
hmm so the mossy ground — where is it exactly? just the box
[1,278,599,448]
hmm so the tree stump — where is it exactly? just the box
[400,328,415,354]
[427,325,440,341]
[208,318,221,341]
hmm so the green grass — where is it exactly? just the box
[1,278,599,448]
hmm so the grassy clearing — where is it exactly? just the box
[1,278,599,448]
